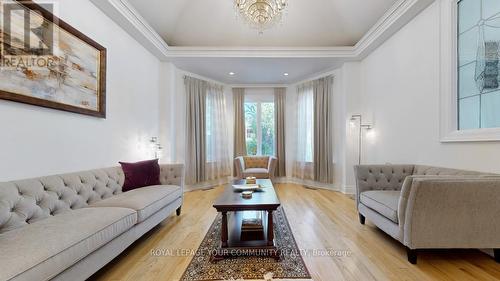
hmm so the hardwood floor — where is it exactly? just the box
[92,184,500,281]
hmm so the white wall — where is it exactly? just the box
[340,62,365,190]
[358,1,500,174]
[244,88,275,102]
[0,0,161,181]
[158,62,177,162]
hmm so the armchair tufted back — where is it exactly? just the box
[243,156,270,169]
[0,164,184,234]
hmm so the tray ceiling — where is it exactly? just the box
[127,0,398,47]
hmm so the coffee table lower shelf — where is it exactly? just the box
[211,210,281,262]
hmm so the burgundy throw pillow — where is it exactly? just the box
[119,159,161,192]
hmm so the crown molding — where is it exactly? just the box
[354,0,435,58]
[289,68,341,86]
[90,0,169,58]
[165,46,355,58]
[91,0,435,61]
[229,84,288,88]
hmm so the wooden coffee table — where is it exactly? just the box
[212,179,281,261]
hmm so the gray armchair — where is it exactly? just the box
[354,164,500,264]
[234,156,277,179]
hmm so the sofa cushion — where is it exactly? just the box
[0,207,136,281]
[244,168,269,174]
[119,159,161,191]
[360,191,400,223]
[243,168,270,179]
[89,185,181,223]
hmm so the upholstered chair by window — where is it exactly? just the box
[234,156,277,179]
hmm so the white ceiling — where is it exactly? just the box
[171,57,346,84]
[127,0,398,47]
[96,0,420,84]
[93,0,434,84]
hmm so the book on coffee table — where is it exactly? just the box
[242,218,263,230]
[241,218,264,241]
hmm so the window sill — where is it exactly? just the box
[441,127,500,142]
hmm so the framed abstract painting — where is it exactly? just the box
[0,0,106,118]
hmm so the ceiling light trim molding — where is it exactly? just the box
[91,0,434,60]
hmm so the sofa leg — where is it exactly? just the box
[358,213,365,225]
[407,248,417,264]
[176,206,182,216]
[494,249,500,263]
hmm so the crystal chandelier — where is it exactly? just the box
[235,0,288,32]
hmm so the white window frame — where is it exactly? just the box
[245,94,275,156]
[440,0,500,142]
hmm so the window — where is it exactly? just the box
[244,101,275,156]
[204,85,231,171]
[296,85,314,163]
[457,0,500,130]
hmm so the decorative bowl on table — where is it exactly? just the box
[241,191,253,199]
[232,184,262,192]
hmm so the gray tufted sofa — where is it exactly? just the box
[354,164,500,264]
[0,164,184,281]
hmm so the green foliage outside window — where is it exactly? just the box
[244,102,275,156]
[261,103,275,156]
[245,103,258,155]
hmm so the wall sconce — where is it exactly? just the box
[150,137,163,159]
[350,114,373,165]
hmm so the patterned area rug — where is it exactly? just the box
[180,207,311,280]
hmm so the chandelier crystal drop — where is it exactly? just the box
[235,0,288,32]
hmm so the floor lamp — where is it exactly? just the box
[350,115,372,165]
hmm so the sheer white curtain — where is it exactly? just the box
[205,84,232,181]
[293,82,314,180]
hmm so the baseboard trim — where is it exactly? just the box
[274,177,338,191]
[342,185,355,195]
